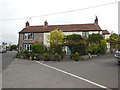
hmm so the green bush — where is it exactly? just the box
[33,53,39,60]
[74,52,79,57]
[32,43,46,54]
[23,50,31,58]
[73,52,79,61]
[44,53,48,57]
[10,44,17,51]
[17,50,31,59]
[98,40,107,54]
[88,43,99,54]
[63,34,87,55]
[43,53,49,61]
[54,44,63,55]
[54,53,60,61]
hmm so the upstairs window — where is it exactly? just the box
[24,33,34,40]
[82,31,89,38]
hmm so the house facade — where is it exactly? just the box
[18,17,110,52]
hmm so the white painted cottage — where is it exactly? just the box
[18,17,110,52]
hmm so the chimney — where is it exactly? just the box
[44,20,48,27]
[94,16,98,24]
[25,21,30,28]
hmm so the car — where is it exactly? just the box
[114,48,120,63]
[0,48,6,53]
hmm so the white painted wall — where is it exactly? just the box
[43,32,50,46]
[104,34,110,39]
[43,31,102,46]
[89,31,102,34]
[63,32,82,35]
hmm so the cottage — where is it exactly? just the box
[102,30,110,39]
[18,17,110,52]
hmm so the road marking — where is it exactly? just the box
[35,61,112,90]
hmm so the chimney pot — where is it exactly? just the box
[44,20,48,27]
[94,16,98,24]
[25,21,30,28]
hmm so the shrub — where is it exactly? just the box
[54,44,63,55]
[74,52,79,57]
[43,53,49,61]
[17,50,31,59]
[32,43,45,54]
[73,52,79,61]
[33,53,39,60]
[88,43,99,54]
[23,50,31,58]
[54,53,60,61]
[63,34,87,55]
[44,53,48,57]
[98,40,107,54]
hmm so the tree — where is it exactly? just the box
[47,29,64,53]
[63,34,87,55]
[88,33,104,44]
[10,44,17,50]
[87,33,107,54]
[107,33,119,49]
[99,40,107,54]
[64,34,83,43]
[88,43,99,54]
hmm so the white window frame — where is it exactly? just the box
[24,33,34,40]
[23,44,32,51]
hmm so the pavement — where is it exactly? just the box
[1,52,119,89]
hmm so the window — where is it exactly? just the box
[82,31,89,38]
[23,44,32,51]
[24,33,34,40]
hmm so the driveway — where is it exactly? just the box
[2,53,119,89]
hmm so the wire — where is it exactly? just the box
[0,1,118,21]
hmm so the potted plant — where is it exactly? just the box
[54,53,60,61]
[18,51,24,59]
[33,53,39,60]
[74,52,79,61]
[43,53,49,61]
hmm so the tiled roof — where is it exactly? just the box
[19,23,102,33]
[102,30,110,35]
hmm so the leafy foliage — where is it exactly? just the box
[87,33,107,54]
[88,33,104,44]
[47,29,65,54]
[47,29,64,48]
[88,43,99,54]
[44,53,49,58]
[74,52,79,57]
[54,53,60,61]
[63,34,87,55]
[64,34,83,43]
[99,40,107,54]
[73,52,80,61]
[10,44,17,50]
[32,43,46,54]
[107,33,120,48]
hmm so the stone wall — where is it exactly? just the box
[18,33,43,51]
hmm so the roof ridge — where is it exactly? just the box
[29,23,95,27]
[19,23,102,33]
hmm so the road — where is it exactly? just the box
[2,51,17,71]
[2,52,119,89]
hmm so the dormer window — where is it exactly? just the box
[24,33,34,40]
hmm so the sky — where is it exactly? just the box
[0,0,119,45]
